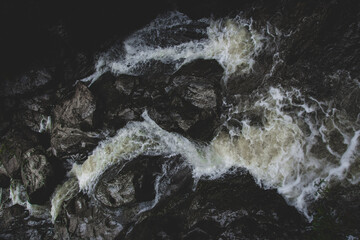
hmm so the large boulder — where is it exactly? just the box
[54,193,123,240]
[50,126,99,158]
[0,204,54,239]
[149,59,224,142]
[21,148,54,204]
[90,73,140,130]
[54,155,193,239]
[51,82,100,158]
[90,59,224,142]
[119,169,309,240]
[53,82,96,130]
[95,172,136,207]
[0,129,41,178]
[95,155,165,208]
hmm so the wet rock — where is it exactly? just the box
[0,167,10,188]
[120,168,308,239]
[310,183,360,239]
[0,69,53,97]
[50,126,99,158]
[12,93,54,133]
[53,82,96,130]
[50,82,101,158]
[173,76,217,109]
[95,155,165,207]
[54,193,123,240]
[1,149,22,179]
[21,148,54,204]
[148,59,224,142]
[0,204,54,240]
[96,172,136,207]
[54,155,192,239]
[0,129,40,178]
[90,73,139,129]
[173,59,224,78]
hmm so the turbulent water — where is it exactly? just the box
[81,11,266,85]
[50,11,360,223]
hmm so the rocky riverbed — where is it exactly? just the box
[1,0,360,239]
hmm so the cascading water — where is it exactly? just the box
[49,10,360,230]
[81,11,266,85]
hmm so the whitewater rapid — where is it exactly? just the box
[50,11,360,223]
[51,86,360,221]
[81,11,266,85]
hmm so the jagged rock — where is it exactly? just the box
[0,69,53,97]
[95,156,165,208]
[53,82,96,130]
[54,193,123,240]
[54,155,192,239]
[50,126,99,158]
[12,93,54,133]
[120,168,308,240]
[152,59,224,142]
[0,128,40,178]
[21,148,54,204]
[0,166,10,188]
[0,204,54,240]
[50,82,100,158]
[1,149,22,179]
[95,172,136,207]
[90,73,140,129]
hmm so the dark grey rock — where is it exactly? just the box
[0,167,10,188]
[21,148,54,204]
[0,128,44,178]
[50,82,101,158]
[146,59,224,142]
[90,73,140,130]
[50,126,99,158]
[95,172,136,207]
[53,82,96,130]
[54,193,123,240]
[120,168,308,240]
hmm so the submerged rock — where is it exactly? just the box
[54,193,123,240]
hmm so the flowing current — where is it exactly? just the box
[51,11,360,222]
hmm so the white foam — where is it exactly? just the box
[51,87,360,222]
[81,11,266,85]
[39,116,52,133]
